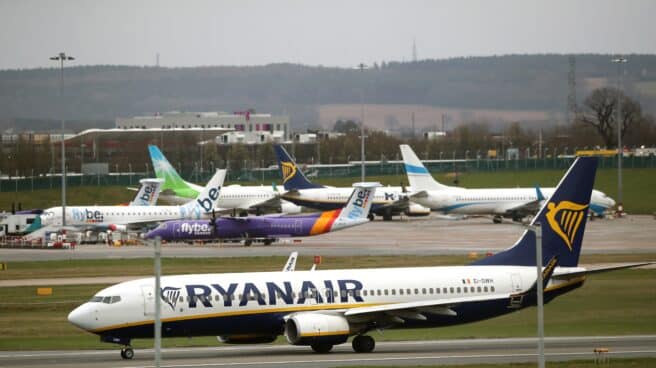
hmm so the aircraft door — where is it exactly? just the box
[510,273,522,292]
[141,285,155,316]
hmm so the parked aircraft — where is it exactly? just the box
[145,183,379,245]
[400,144,616,222]
[273,144,429,220]
[148,145,301,214]
[68,157,646,360]
[29,170,225,236]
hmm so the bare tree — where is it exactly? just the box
[578,87,642,148]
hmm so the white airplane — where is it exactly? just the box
[148,145,302,215]
[273,144,429,220]
[400,144,616,223]
[68,157,647,360]
[32,169,226,234]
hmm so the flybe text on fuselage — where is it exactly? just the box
[165,279,365,310]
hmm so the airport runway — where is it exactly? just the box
[1,215,654,261]
[1,335,654,368]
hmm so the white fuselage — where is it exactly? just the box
[69,264,576,335]
[41,204,207,228]
[284,186,410,207]
[412,187,614,216]
[166,182,301,214]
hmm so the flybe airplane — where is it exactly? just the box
[148,145,302,214]
[400,144,616,223]
[144,183,379,245]
[33,169,226,234]
[23,177,165,239]
[68,157,647,360]
[273,144,429,220]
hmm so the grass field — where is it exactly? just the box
[0,255,654,350]
[342,359,656,368]
[1,168,655,213]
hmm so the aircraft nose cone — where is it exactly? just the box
[68,303,95,331]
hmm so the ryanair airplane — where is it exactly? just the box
[68,157,647,360]
[273,144,430,220]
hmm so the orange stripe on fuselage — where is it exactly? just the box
[309,209,341,235]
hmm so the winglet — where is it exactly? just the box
[535,184,546,202]
[282,251,298,272]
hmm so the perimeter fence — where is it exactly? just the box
[1,155,655,192]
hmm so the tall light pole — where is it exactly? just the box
[356,63,368,182]
[50,52,74,227]
[611,56,627,211]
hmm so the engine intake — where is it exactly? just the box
[284,312,350,346]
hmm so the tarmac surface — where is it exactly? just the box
[1,336,654,368]
[1,215,655,262]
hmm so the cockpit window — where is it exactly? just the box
[90,295,122,304]
[157,223,167,230]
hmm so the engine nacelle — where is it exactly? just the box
[217,335,277,344]
[284,312,350,346]
[108,224,127,232]
[280,201,303,214]
[405,203,431,217]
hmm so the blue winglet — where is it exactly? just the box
[535,184,546,202]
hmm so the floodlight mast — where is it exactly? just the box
[49,52,75,227]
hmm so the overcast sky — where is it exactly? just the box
[1,0,654,70]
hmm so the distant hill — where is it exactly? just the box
[1,54,655,131]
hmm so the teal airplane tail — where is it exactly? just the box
[148,145,199,199]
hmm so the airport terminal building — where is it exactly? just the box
[116,111,291,144]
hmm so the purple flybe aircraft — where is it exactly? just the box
[145,182,379,245]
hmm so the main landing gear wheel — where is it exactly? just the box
[352,335,375,353]
[492,216,503,224]
[120,347,134,359]
[367,214,375,221]
[311,343,333,354]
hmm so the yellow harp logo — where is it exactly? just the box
[281,162,297,183]
[545,201,588,251]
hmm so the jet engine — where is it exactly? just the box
[284,312,350,346]
[404,203,431,217]
[280,201,303,214]
[108,224,127,232]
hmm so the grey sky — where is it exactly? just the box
[1,0,654,70]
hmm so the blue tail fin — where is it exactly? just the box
[473,157,598,267]
[273,144,323,190]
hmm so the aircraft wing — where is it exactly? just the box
[374,196,411,212]
[409,190,429,199]
[247,196,282,213]
[495,199,542,217]
[343,293,511,321]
